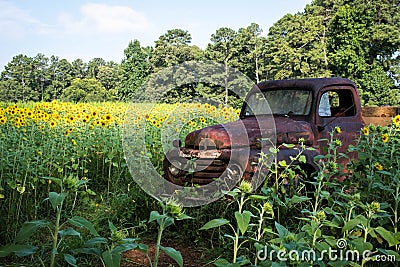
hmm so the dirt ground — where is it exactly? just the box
[122,241,212,267]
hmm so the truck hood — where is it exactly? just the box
[185,116,314,149]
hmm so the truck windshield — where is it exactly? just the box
[243,89,312,116]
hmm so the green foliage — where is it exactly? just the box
[357,64,400,106]
[62,78,110,102]
[149,198,191,267]
[2,0,399,105]
[117,39,151,100]
[201,128,400,266]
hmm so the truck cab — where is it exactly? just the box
[164,78,364,187]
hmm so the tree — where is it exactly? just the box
[1,54,39,101]
[235,23,266,82]
[117,39,151,100]
[61,78,109,102]
[96,65,118,90]
[71,59,87,78]
[32,53,51,101]
[264,11,332,80]
[46,58,74,100]
[0,79,24,102]
[150,29,198,71]
[327,0,400,105]
[205,27,237,104]
[358,64,400,106]
[87,58,106,78]
[97,65,119,100]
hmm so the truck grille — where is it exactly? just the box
[187,158,228,184]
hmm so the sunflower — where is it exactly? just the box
[381,133,389,143]
[49,121,57,128]
[0,116,6,124]
[104,114,112,122]
[334,139,342,147]
[362,126,369,136]
[374,162,383,171]
[64,128,73,136]
[393,115,400,127]
[68,115,75,123]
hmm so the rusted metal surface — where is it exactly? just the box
[164,78,366,186]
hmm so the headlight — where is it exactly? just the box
[168,160,182,177]
[225,163,243,182]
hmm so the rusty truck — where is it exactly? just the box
[163,77,398,187]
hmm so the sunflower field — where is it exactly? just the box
[1,101,400,266]
[0,101,239,243]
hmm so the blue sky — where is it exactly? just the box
[0,0,311,71]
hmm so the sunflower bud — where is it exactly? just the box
[369,201,380,213]
[263,202,274,216]
[238,180,252,194]
[317,210,326,221]
[166,198,183,219]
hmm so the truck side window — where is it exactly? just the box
[318,90,355,117]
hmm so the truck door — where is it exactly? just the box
[316,86,364,159]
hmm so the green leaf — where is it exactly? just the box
[278,160,287,167]
[287,195,311,206]
[15,220,50,243]
[176,213,192,220]
[42,176,62,186]
[235,211,251,235]
[343,215,367,232]
[149,211,167,223]
[72,163,79,170]
[0,244,38,257]
[374,227,399,247]
[59,228,81,238]
[214,258,230,267]
[68,216,99,237]
[275,222,289,238]
[64,253,77,267]
[47,192,67,210]
[112,243,140,254]
[200,219,230,230]
[85,237,108,246]
[269,147,278,154]
[102,251,121,267]
[108,220,117,234]
[248,194,268,201]
[298,155,306,164]
[282,143,295,148]
[350,238,373,252]
[70,247,101,257]
[159,245,183,267]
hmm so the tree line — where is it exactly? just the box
[1,0,399,106]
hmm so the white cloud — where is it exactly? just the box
[59,3,150,35]
[0,1,53,38]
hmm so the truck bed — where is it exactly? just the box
[362,106,400,126]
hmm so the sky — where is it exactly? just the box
[0,0,312,71]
